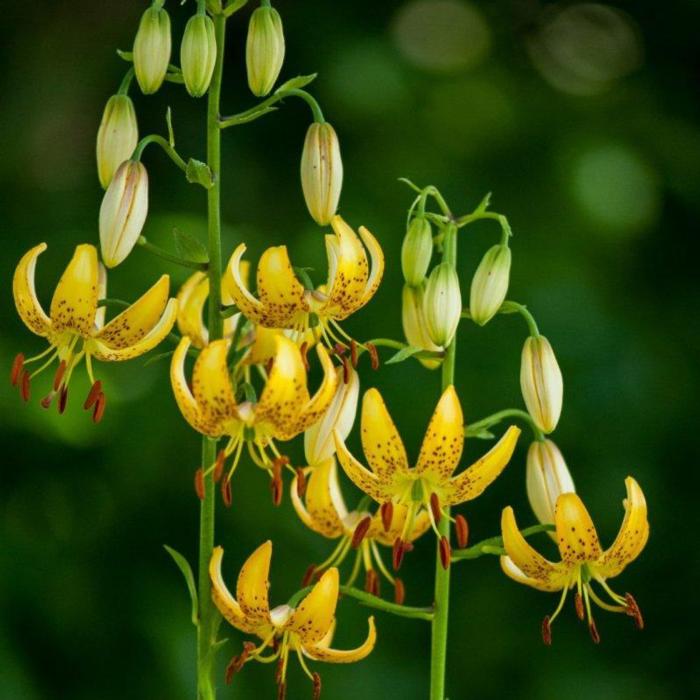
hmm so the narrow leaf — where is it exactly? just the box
[276,73,318,93]
[385,345,423,365]
[164,545,199,626]
[173,228,209,264]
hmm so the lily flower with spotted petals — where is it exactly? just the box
[224,215,383,351]
[500,477,648,644]
[334,385,520,564]
[291,458,430,601]
[170,334,337,495]
[210,542,376,697]
[12,243,177,419]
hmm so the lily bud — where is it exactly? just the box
[246,4,285,97]
[526,439,575,534]
[133,3,172,95]
[181,14,217,98]
[469,244,511,326]
[96,94,138,189]
[520,335,563,433]
[304,366,359,464]
[401,217,433,286]
[300,122,343,226]
[99,160,149,268]
[401,284,442,370]
[423,262,462,347]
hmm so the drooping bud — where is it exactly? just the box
[520,335,563,434]
[423,262,462,348]
[99,160,149,268]
[469,244,511,326]
[246,4,285,97]
[401,217,433,286]
[525,439,575,533]
[181,14,217,98]
[401,284,442,370]
[300,122,343,225]
[96,94,139,189]
[133,3,172,95]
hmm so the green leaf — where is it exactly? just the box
[143,349,175,367]
[166,107,175,147]
[224,0,249,17]
[164,545,199,626]
[465,428,496,440]
[276,73,318,93]
[385,345,423,365]
[173,228,209,264]
[475,191,492,213]
[186,158,215,189]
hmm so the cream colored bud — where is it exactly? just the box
[423,262,462,347]
[96,95,138,190]
[304,366,359,464]
[181,14,217,98]
[246,5,285,97]
[300,122,343,225]
[401,284,442,370]
[133,4,172,95]
[99,160,149,268]
[469,244,511,326]
[401,217,433,286]
[520,335,563,433]
[526,440,575,532]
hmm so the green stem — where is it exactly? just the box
[219,87,323,128]
[466,407,544,442]
[197,11,227,700]
[499,300,540,337]
[430,223,457,700]
[131,134,188,172]
[137,237,209,271]
[452,524,554,561]
[117,67,135,95]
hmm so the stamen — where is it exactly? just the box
[380,501,393,532]
[624,593,644,630]
[20,370,31,402]
[588,620,601,644]
[301,564,316,587]
[541,616,552,646]
[365,342,379,370]
[213,450,226,483]
[225,641,255,684]
[574,593,585,621]
[221,478,233,508]
[92,392,106,423]
[369,540,395,586]
[364,569,379,596]
[429,493,442,526]
[58,385,69,414]
[394,578,406,605]
[332,342,347,357]
[53,360,67,391]
[296,468,307,498]
[351,516,372,549]
[392,538,405,571]
[194,468,205,500]
[341,355,351,384]
[10,353,24,386]
[312,672,322,700]
[439,536,451,570]
[84,380,103,410]
[270,457,288,507]
[350,340,358,368]
[40,393,54,409]
[277,682,286,700]
[454,514,469,548]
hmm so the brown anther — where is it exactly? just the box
[333,342,346,357]
[58,385,69,414]
[366,342,379,370]
[364,569,379,596]
[624,593,644,630]
[275,656,285,683]
[92,392,106,423]
[574,593,585,621]
[83,380,102,410]
[392,538,405,571]
[213,450,226,483]
[277,682,286,700]
[429,493,442,526]
[588,620,601,644]
[439,535,451,569]
[224,641,255,684]
[394,578,406,605]
[40,393,54,409]
[10,353,24,387]
[20,370,31,402]
[221,478,233,508]
[265,358,274,374]
[380,501,394,532]
[312,672,322,700]
[295,467,307,498]
[351,516,372,549]
[350,340,358,368]
[302,564,317,587]
[194,468,205,500]
[52,360,67,392]
[454,514,469,549]
[403,542,414,553]
[541,616,552,645]
[270,475,283,507]
[341,355,351,384]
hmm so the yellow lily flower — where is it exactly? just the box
[291,457,430,601]
[223,215,384,352]
[334,385,520,566]
[11,243,177,420]
[210,542,376,697]
[170,333,337,497]
[500,476,648,644]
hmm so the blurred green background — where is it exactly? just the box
[1,0,698,698]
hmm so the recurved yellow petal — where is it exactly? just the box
[334,430,391,503]
[324,217,368,319]
[190,338,238,428]
[443,425,520,505]
[291,459,347,539]
[209,546,258,633]
[169,336,209,435]
[415,385,464,480]
[295,344,339,433]
[13,243,52,337]
[360,388,409,479]
[224,244,266,323]
[288,567,338,644]
[50,244,99,335]
[500,555,565,593]
[304,616,376,663]
[256,245,307,327]
[176,271,209,348]
[358,224,384,306]
[554,492,603,564]
[236,541,272,625]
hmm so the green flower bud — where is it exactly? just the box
[99,160,149,268]
[401,217,433,286]
[520,335,563,434]
[469,244,511,326]
[96,94,138,190]
[401,284,442,370]
[423,262,462,347]
[133,4,172,95]
[300,122,343,226]
[181,14,217,98]
[246,5,285,97]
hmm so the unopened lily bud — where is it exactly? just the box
[401,284,442,370]
[304,366,359,464]
[423,262,462,347]
[469,244,511,326]
[99,160,149,268]
[133,3,172,95]
[246,4,285,97]
[96,94,138,189]
[401,217,433,286]
[181,14,217,98]
[520,335,563,433]
[300,122,343,226]
[526,439,575,534]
